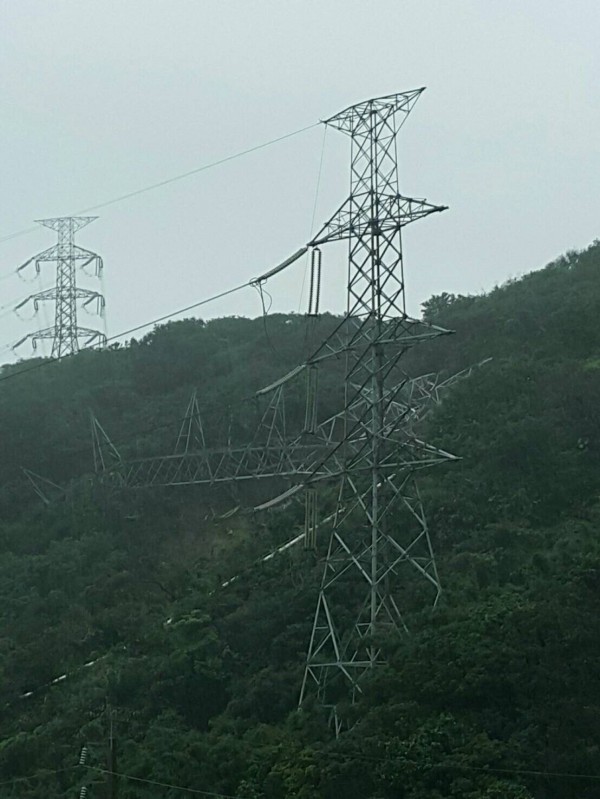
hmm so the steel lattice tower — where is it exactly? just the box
[298,89,454,727]
[15,216,106,358]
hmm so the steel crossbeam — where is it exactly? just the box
[119,444,322,489]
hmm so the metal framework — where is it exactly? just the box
[14,216,106,358]
[92,366,464,494]
[21,468,65,505]
[296,89,454,726]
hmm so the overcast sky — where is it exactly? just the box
[0,0,598,361]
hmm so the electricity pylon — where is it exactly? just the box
[14,216,106,358]
[296,89,455,728]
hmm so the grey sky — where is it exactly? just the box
[1,0,598,360]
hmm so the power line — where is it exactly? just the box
[0,255,315,517]
[4,523,306,710]
[0,120,322,368]
[89,767,249,798]
[0,233,312,386]
[0,280,252,385]
[77,123,319,215]
[0,121,320,253]
[320,750,600,783]
[90,757,600,793]
[0,723,596,796]
[457,765,600,782]
[105,282,250,344]
[0,765,76,788]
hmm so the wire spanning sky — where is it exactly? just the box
[1,0,598,362]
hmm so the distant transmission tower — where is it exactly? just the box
[297,89,454,728]
[14,216,106,358]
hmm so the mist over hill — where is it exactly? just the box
[1,242,600,798]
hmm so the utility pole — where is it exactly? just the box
[14,216,106,357]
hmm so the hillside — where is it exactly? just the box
[1,242,600,798]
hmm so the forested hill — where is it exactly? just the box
[1,242,600,798]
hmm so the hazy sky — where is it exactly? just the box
[1,0,599,360]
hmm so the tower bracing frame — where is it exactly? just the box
[91,365,460,495]
[294,89,454,727]
[14,216,106,358]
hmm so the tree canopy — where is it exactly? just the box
[2,243,600,797]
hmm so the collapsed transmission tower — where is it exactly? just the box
[40,89,456,729]
[14,216,106,358]
[296,88,455,727]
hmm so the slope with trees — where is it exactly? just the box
[1,243,600,797]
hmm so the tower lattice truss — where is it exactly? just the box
[79,89,459,726]
[14,216,106,358]
[296,90,454,724]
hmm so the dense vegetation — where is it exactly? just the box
[1,242,600,798]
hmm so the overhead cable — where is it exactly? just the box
[0,237,310,386]
[89,767,247,798]
[0,122,320,251]
[250,247,308,286]
[0,281,251,384]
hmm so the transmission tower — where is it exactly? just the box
[296,89,454,728]
[14,216,106,358]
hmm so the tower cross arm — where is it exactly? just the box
[35,216,98,232]
[70,327,107,346]
[71,245,103,263]
[15,287,104,311]
[16,244,102,274]
[14,325,106,352]
[322,88,426,134]
[16,245,60,274]
[309,194,447,247]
